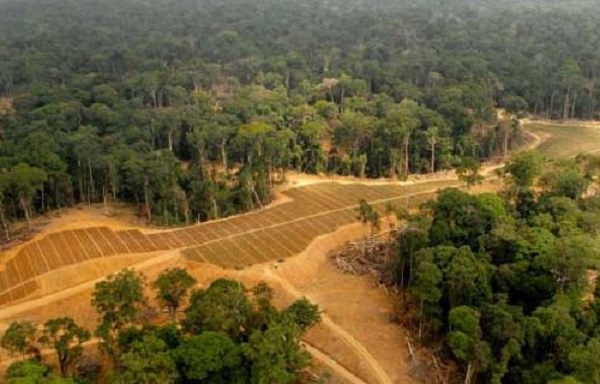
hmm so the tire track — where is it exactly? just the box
[264,269,393,384]
[302,341,368,384]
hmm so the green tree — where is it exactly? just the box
[531,298,586,371]
[447,306,491,384]
[70,125,101,204]
[568,337,600,384]
[38,317,90,378]
[358,199,380,240]
[91,269,146,362]
[112,334,177,384]
[504,150,545,192]
[446,246,491,308]
[243,320,310,384]
[425,126,439,173]
[173,332,244,384]
[429,189,504,249]
[456,157,483,187]
[283,297,322,331]
[5,360,76,384]
[410,261,442,339]
[183,279,252,341]
[1,321,37,358]
[152,267,197,322]
[3,164,47,229]
[398,99,421,176]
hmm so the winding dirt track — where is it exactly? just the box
[303,342,368,384]
[266,269,393,384]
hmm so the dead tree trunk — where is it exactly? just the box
[87,158,95,204]
[18,194,31,230]
[464,362,475,384]
[78,159,85,204]
[563,88,571,120]
[143,176,151,223]
[0,207,10,241]
[431,141,436,173]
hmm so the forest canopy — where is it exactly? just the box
[0,0,598,229]
[391,151,600,384]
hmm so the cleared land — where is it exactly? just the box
[0,179,458,306]
[525,122,600,157]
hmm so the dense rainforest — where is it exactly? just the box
[393,152,600,384]
[2,0,599,229]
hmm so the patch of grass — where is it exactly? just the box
[526,123,600,158]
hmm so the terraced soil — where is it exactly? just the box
[0,179,458,306]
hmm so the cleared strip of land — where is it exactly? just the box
[525,123,600,158]
[0,179,459,306]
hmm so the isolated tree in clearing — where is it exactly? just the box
[1,321,37,358]
[38,317,90,377]
[92,268,146,364]
[152,267,197,322]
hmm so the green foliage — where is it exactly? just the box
[548,378,584,384]
[176,278,320,383]
[358,199,380,238]
[92,269,146,328]
[172,332,244,383]
[243,320,310,384]
[446,246,491,308]
[91,269,146,360]
[1,0,572,228]
[4,0,600,381]
[411,261,443,338]
[541,161,590,200]
[152,267,197,321]
[183,279,252,340]
[568,337,600,383]
[396,155,600,383]
[456,157,483,186]
[447,306,482,362]
[1,321,37,357]
[112,335,177,384]
[429,189,504,249]
[504,151,545,190]
[38,317,90,377]
[71,268,321,384]
[282,297,322,331]
[5,360,76,384]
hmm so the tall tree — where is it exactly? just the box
[38,317,90,377]
[152,267,197,322]
[3,163,47,229]
[91,269,146,362]
[113,334,177,384]
[1,321,37,358]
[447,306,491,384]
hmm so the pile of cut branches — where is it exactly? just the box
[330,230,458,384]
[330,231,396,286]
